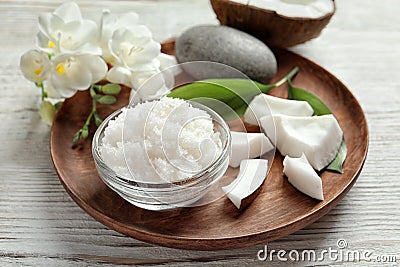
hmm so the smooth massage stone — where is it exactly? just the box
[175,25,277,83]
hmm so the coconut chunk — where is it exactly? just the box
[283,154,324,200]
[223,159,269,209]
[244,93,314,126]
[249,0,334,19]
[260,114,343,171]
[230,0,249,4]
[229,132,274,168]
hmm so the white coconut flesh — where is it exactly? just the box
[283,153,324,200]
[229,131,274,168]
[229,0,334,19]
[244,93,314,126]
[260,114,343,171]
[223,159,269,209]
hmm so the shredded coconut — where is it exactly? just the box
[99,97,222,183]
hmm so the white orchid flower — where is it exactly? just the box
[108,55,178,103]
[50,54,108,98]
[103,19,181,103]
[37,2,100,55]
[128,55,180,103]
[20,49,51,82]
[157,53,179,75]
[106,25,161,89]
[106,66,132,88]
[130,54,180,102]
[99,10,139,63]
[44,81,63,99]
[129,70,171,103]
[108,26,161,71]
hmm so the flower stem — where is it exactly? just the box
[84,98,96,130]
[72,83,120,145]
[87,85,98,123]
[73,85,98,145]
[35,82,47,101]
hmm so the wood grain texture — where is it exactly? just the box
[0,0,399,266]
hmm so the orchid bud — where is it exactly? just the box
[39,100,56,125]
[20,50,51,82]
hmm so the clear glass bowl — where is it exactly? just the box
[92,101,231,211]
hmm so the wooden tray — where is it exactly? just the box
[50,41,368,250]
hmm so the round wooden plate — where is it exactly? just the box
[50,41,368,250]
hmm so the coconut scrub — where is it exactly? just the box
[98,97,223,183]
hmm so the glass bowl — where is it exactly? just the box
[92,100,231,211]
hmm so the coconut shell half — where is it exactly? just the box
[210,0,335,48]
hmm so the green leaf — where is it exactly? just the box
[168,79,274,120]
[326,139,347,173]
[191,97,242,121]
[168,68,300,120]
[169,79,271,102]
[102,83,122,95]
[287,79,347,173]
[287,80,331,115]
[94,112,103,126]
[97,95,116,105]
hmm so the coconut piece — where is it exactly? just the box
[223,159,269,209]
[249,0,334,19]
[260,114,343,171]
[210,0,335,47]
[229,0,248,4]
[283,154,324,200]
[229,132,274,168]
[243,93,314,126]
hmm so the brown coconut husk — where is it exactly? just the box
[210,0,335,48]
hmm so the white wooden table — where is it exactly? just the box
[1,0,399,266]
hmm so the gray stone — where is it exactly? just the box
[175,25,277,83]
